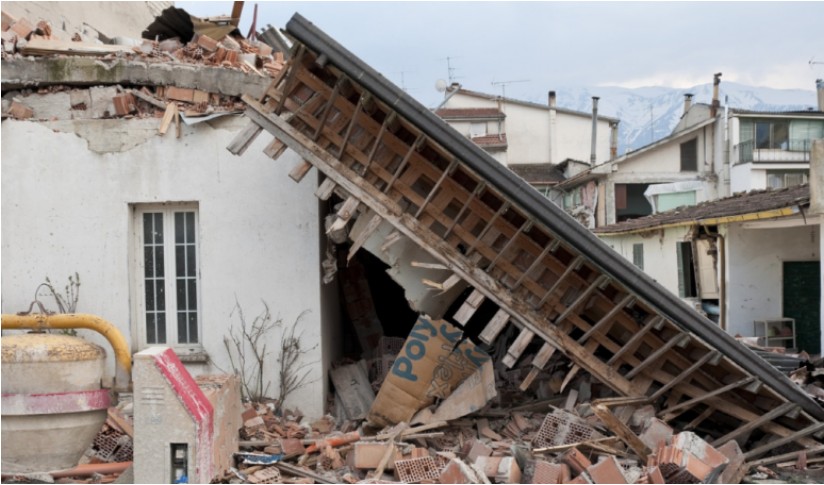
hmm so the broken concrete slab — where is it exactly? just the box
[329,360,375,421]
[1,57,271,98]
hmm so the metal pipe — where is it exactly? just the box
[817,79,824,112]
[548,90,557,164]
[2,313,131,390]
[590,96,599,165]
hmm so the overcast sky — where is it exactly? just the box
[178,1,824,108]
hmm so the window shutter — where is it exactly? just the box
[615,184,627,210]
[676,243,686,298]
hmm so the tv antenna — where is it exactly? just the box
[811,57,824,67]
[439,56,463,84]
[491,79,529,100]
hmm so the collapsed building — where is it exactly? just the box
[2,4,824,484]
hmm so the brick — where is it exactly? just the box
[353,442,401,470]
[532,461,570,484]
[629,405,657,429]
[248,466,280,484]
[192,90,210,105]
[439,459,472,484]
[9,100,33,119]
[496,457,522,484]
[9,17,33,39]
[716,440,747,484]
[112,93,136,115]
[463,439,492,463]
[560,448,591,476]
[256,41,272,57]
[165,86,195,103]
[2,11,17,32]
[534,408,604,448]
[646,466,665,484]
[586,456,627,484]
[639,418,673,451]
[279,438,306,456]
[35,20,51,37]
[395,455,441,483]
[196,34,218,52]
[241,404,258,423]
[475,456,502,478]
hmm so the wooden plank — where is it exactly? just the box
[288,159,314,182]
[519,343,557,391]
[591,403,651,462]
[348,212,382,263]
[383,133,426,194]
[21,37,133,56]
[453,289,485,325]
[607,316,661,365]
[684,406,715,431]
[554,275,608,325]
[466,202,510,256]
[743,422,824,460]
[128,88,167,110]
[536,256,583,308]
[315,177,337,200]
[362,112,395,176]
[577,294,635,344]
[649,350,718,401]
[227,120,264,156]
[327,196,360,233]
[438,273,463,293]
[414,159,457,219]
[712,402,798,446]
[274,45,305,115]
[479,309,510,345]
[380,231,402,252]
[329,360,375,420]
[659,376,756,419]
[312,77,343,141]
[625,334,690,379]
[444,182,485,239]
[502,328,534,368]
[512,241,555,289]
[487,219,532,271]
[263,138,288,160]
[337,93,365,158]
[410,261,450,270]
[158,103,177,135]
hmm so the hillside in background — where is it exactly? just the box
[536,82,818,154]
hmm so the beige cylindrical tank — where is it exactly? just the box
[2,333,110,473]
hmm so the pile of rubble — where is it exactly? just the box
[224,398,799,484]
[1,7,282,127]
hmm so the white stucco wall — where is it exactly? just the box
[724,223,820,338]
[1,117,329,417]
[443,92,614,164]
[598,227,692,297]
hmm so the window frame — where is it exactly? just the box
[632,243,644,270]
[131,202,203,353]
[754,120,789,150]
[680,138,698,172]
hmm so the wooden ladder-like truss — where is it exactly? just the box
[229,14,824,463]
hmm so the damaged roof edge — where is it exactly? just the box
[285,13,824,420]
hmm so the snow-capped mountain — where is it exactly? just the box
[546,82,818,154]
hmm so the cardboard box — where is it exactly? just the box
[367,316,490,427]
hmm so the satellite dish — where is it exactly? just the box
[435,79,448,93]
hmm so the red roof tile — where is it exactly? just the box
[471,133,507,148]
[435,107,504,119]
[594,184,809,234]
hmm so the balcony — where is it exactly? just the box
[733,139,812,165]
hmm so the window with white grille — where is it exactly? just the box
[133,203,201,349]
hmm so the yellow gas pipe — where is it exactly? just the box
[2,313,131,391]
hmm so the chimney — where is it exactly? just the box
[817,79,824,112]
[710,72,722,117]
[684,93,694,115]
[548,90,557,164]
[590,96,599,165]
[609,121,619,159]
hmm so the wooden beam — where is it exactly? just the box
[743,423,824,460]
[348,212,383,263]
[659,376,756,419]
[649,351,718,401]
[479,309,511,345]
[625,333,690,379]
[502,328,534,368]
[607,316,661,365]
[577,294,635,344]
[288,159,314,183]
[712,401,798,447]
[554,275,608,324]
[591,403,651,462]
